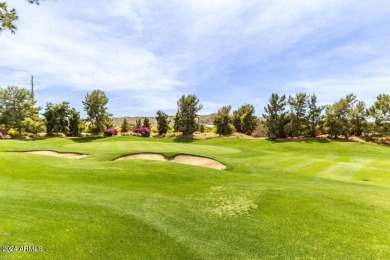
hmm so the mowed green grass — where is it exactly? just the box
[0,136,389,259]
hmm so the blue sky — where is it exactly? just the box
[1,0,389,117]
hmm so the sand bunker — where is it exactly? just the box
[117,153,226,170]
[21,151,88,159]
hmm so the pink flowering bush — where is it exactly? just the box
[0,131,3,139]
[104,128,118,137]
[133,127,150,137]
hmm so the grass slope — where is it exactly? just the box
[0,136,389,259]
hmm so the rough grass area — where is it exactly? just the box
[0,136,389,259]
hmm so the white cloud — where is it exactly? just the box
[1,0,389,116]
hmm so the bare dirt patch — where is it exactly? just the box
[117,153,226,170]
[21,151,88,159]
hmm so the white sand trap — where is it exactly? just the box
[117,153,166,161]
[117,153,226,170]
[23,151,88,159]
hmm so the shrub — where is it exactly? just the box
[150,127,158,133]
[8,128,16,137]
[104,128,118,136]
[133,127,150,137]
[0,131,3,139]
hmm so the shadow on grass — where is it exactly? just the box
[172,135,195,143]
[268,137,330,144]
[69,136,104,143]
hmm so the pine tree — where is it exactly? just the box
[174,95,202,135]
[121,119,130,133]
[213,106,234,136]
[155,110,170,135]
[263,94,287,139]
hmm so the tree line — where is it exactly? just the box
[0,85,389,139]
[262,93,389,139]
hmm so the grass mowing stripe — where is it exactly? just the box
[0,136,389,259]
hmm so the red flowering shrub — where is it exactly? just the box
[133,127,150,137]
[104,128,118,136]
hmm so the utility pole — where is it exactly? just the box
[30,75,34,97]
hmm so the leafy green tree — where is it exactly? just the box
[22,117,45,134]
[121,119,130,133]
[174,95,203,135]
[43,102,71,135]
[324,94,356,139]
[155,110,170,135]
[307,94,323,137]
[0,86,39,136]
[350,101,367,136]
[213,106,234,136]
[82,90,112,134]
[0,1,40,34]
[368,94,390,136]
[143,117,151,128]
[232,104,257,135]
[263,94,287,139]
[68,108,82,137]
[0,2,17,33]
[288,93,308,137]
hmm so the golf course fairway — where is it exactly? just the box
[0,136,389,259]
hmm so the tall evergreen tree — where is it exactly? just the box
[143,117,151,128]
[288,92,309,137]
[121,119,130,133]
[155,110,170,135]
[307,94,323,137]
[135,118,142,128]
[174,95,202,135]
[263,94,287,139]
